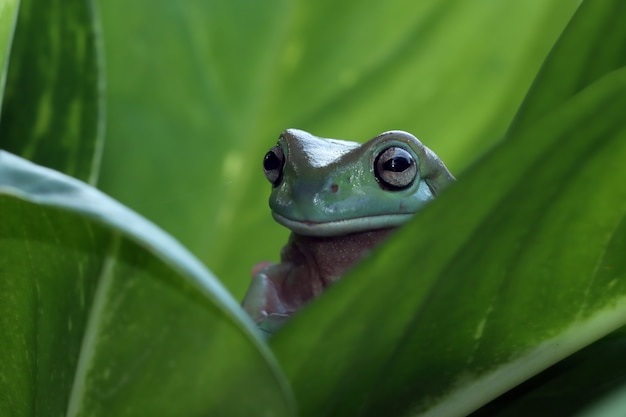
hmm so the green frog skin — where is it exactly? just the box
[242,128,454,333]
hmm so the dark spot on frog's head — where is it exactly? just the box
[399,202,406,211]
[330,183,339,193]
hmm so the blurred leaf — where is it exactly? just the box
[0,151,295,417]
[511,0,626,133]
[0,0,105,185]
[270,64,626,417]
[0,0,19,99]
[96,0,579,297]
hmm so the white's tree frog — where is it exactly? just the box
[242,129,454,333]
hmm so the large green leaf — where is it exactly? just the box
[96,0,579,297]
[270,63,626,417]
[463,0,626,413]
[268,2,626,415]
[0,0,105,184]
[0,151,295,416]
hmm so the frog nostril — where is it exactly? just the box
[330,183,339,193]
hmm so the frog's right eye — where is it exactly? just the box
[263,144,285,186]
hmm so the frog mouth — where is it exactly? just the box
[271,212,414,237]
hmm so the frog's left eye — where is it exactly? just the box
[374,146,417,190]
[263,144,285,186]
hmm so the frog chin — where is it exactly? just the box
[271,212,414,237]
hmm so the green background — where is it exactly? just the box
[96,0,579,299]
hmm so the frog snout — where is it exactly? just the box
[292,178,338,200]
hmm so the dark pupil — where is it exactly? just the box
[264,151,281,171]
[383,156,411,172]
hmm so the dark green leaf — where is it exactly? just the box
[0,0,105,184]
[270,66,626,417]
[0,152,295,416]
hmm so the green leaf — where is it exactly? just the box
[0,0,19,100]
[0,0,105,185]
[0,151,295,417]
[466,0,626,412]
[511,0,626,133]
[270,65,626,417]
[96,0,579,297]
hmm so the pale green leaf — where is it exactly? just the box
[0,151,295,417]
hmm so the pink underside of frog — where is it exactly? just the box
[242,228,394,331]
[250,261,275,278]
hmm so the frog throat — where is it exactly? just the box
[271,212,414,237]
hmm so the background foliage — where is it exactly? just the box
[96,0,580,298]
[2,0,626,416]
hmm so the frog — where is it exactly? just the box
[242,128,454,334]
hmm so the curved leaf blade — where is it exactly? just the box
[0,0,105,184]
[0,152,295,416]
[510,0,626,133]
[469,328,626,416]
[270,67,626,417]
